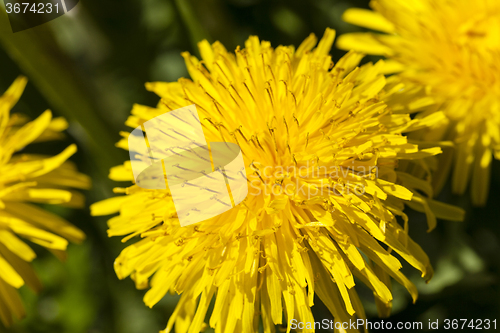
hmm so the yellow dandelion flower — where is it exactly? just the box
[337,0,500,205]
[91,29,463,333]
[0,77,91,326]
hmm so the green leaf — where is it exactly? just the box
[0,8,123,176]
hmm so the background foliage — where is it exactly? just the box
[0,0,498,332]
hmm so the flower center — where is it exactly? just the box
[457,11,500,51]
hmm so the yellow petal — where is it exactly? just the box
[9,110,52,152]
[0,254,24,288]
[0,230,36,262]
[5,203,85,243]
[342,8,395,33]
[0,277,26,325]
[90,195,128,216]
[336,33,394,55]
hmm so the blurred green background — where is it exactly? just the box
[0,0,499,332]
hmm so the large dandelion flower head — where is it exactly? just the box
[92,29,463,333]
[0,77,90,326]
[337,0,500,205]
